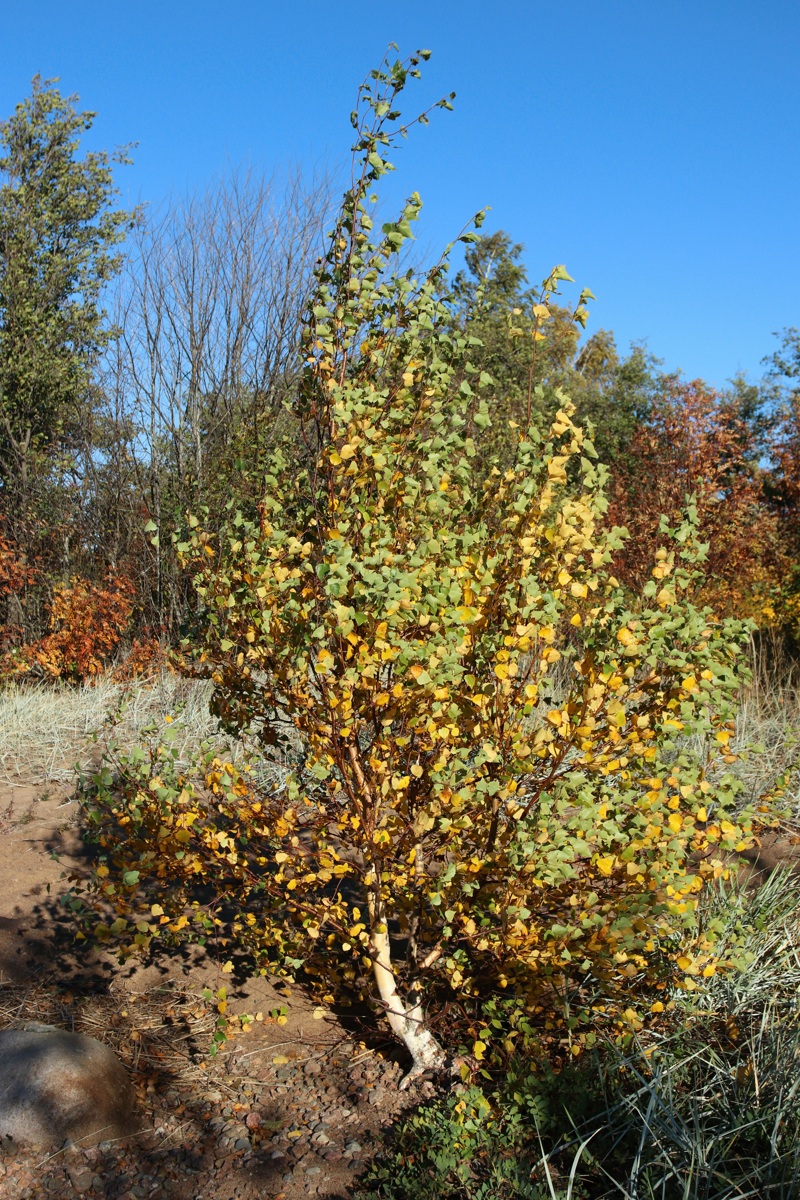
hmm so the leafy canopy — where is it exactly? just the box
[79,49,752,1062]
[0,75,134,489]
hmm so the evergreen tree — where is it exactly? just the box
[0,76,134,547]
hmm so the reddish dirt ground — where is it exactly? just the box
[0,780,421,1200]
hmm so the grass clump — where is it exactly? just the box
[356,867,800,1200]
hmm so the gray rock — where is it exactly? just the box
[0,1025,138,1148]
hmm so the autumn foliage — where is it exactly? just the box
[0,523,36,650]
[609,380,787,623]
[12,574,135,682]
[74,54,754,1077]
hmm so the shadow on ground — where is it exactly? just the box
[0,781,418,1199]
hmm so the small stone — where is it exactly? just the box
[305,1166,322,1176]
[345,1140,362,1155]
[67,1166,94,1193]
[234,1136,251,1152]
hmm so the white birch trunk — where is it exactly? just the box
[369,895,446,1088]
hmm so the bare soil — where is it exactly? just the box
[0,779,420,1200]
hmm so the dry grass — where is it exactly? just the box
[0,674,239,784]
[733,671,800,817]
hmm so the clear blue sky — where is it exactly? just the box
[3,2,799,388]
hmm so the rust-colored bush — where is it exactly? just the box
[0,524,37,660]
[112,635,174,681]
[29,574,135,682]
[610,379,786,623]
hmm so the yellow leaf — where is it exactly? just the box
[473,1040,487,1060]
[150,904,164,917]
[596,856,615,877]
[676,956,692,971]
[222,960,234,974]
[668,813,683,833]
[650,1001,664,1013]
[272,1055,290,1065]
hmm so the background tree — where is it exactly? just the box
[0,76,134,550]
[758,328,800,632]
[451,231,661,472]
[105,166,331,638]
